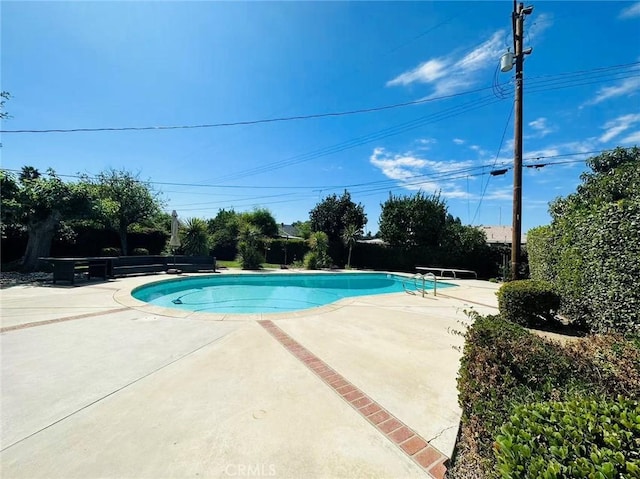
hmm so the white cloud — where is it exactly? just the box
[619,2,640,19]
[599,113,640,143]
[456,31,504,73]
[620,130,640,145]
[528,13,553,40]
[369,147,475,198]
[528,117,553,137]
[386,58,449,87]
[387,30,506,97]
[453,138,465,145]
[584,77,640,106]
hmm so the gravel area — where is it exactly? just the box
[0,272,54,288]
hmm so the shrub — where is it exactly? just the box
[303,251,318,270]
[457,315,583,473]
[538,147,640,334]
[497,280,560,328]
[131,247,149,256]
[236,224,263,270]
[100,247,121,257]
[453,313,640,477]
[527,225,557,282]
[308,231,331,268]
[181,218,210,256]
[495,396,640,478]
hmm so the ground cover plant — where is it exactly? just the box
[449,314,640,478]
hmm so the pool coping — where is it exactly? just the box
[113,270,454,322]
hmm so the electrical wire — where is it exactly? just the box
[471,101,514,224]
[2,61,638,135]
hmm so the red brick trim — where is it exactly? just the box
[0,307,130,333]
[258,320,448,478]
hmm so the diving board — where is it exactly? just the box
[415,266,477,279]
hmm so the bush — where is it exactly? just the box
[527,225,557,282]
[100,247,121,257]
[497,280,560,328]
[452,313,640,477]
[536,147,640,334]
[495,396,640,478]
[236,248,263,270]
[303,251,318,270]
[131,248,149,255]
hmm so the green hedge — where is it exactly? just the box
[495,397,640,478]
[452,314,640,477]
[527,225,557,282]
[529,148,640,334]
[497,280,561,328]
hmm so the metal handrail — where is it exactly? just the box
[403,272,437,297]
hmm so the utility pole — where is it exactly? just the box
[502,2,533,280]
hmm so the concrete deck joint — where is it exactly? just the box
[0,307,130,333]
[258,319,449,478]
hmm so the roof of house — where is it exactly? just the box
[478,225,528,244]
[278,224,303,239]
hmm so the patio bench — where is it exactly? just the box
[112,255,168,277]
[39,257,114,285]
[167,255,217,273]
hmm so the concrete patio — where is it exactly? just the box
[0,271,499,479]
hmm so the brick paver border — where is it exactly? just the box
[0,307,130,333]
[259,320,448,479]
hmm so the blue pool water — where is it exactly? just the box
[132,273,452,314]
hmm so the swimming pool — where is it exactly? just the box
[132,273,452,314]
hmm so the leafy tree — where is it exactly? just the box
[292,220,312,239]
[3,167,93,271]
[243,208,278,237]
[378,191,447,248]
[208,209,239,250]
[341,224,362,269]
[181,218,210,256]
[0,170,20,236]
[87,169,163,255]
[309,190,367,243]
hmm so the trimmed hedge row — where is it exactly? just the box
[452,314,640,478]
[497,279,561,328]
[495,397,640,478]
[527,148,640,334]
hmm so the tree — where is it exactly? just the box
[88,169,163,255]
[341,224,362,269]
[243,208,278,237]
[236,223,263,269]
[305,231,331,269]
[181,218,210,256]
[0,91,10,120]
[378,191,447,248]
[309,191,367,243]
[292,220,312,239]
[4,167,93,271]
[0,170,20,236]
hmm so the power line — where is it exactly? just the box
[0,86,497,135]
[2,61,638,135]
[0,148,622,195]
[471,102,514,225]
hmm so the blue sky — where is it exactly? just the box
[2,1,639,235]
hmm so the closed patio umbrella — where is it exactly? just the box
[169,210,181,268]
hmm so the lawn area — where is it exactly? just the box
[216,260,284,270]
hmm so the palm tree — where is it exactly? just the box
[182,218,210,256]
[342,224,362,269]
